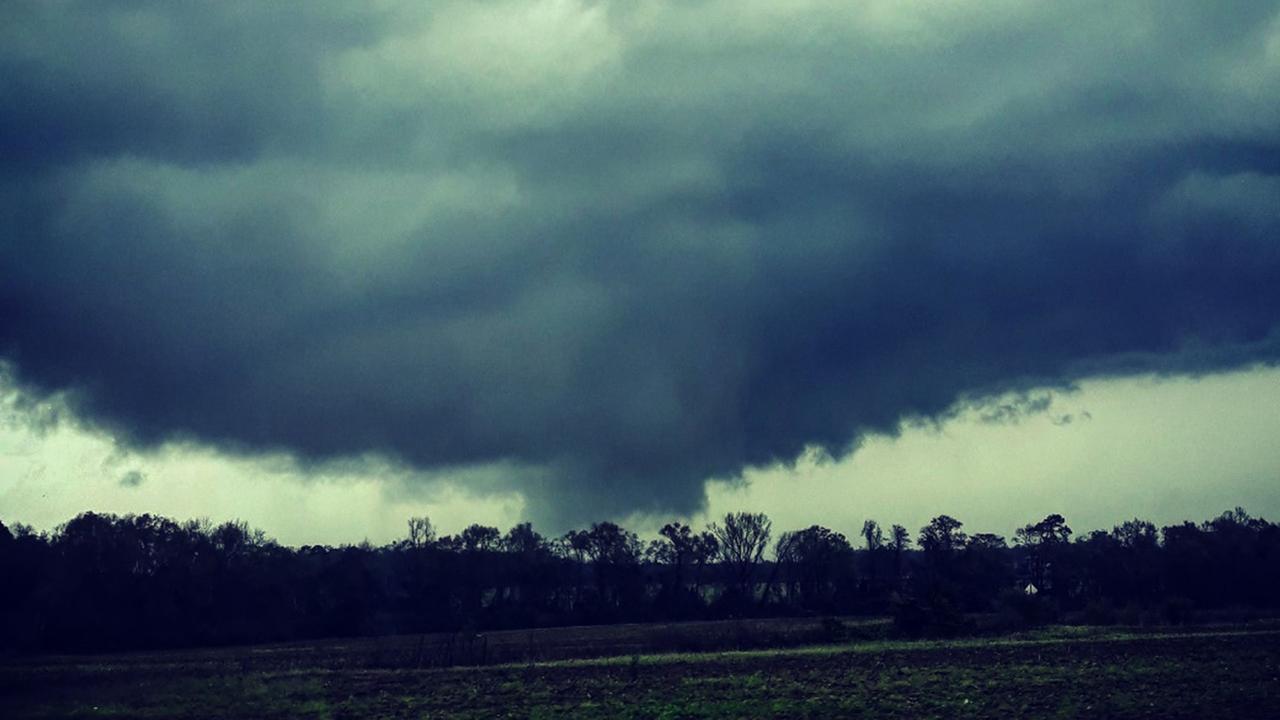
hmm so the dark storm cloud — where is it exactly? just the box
[2,0,1279,526]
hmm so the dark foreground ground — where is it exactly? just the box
[2,621,1278,719]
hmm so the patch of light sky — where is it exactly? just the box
[2,368,1279,548]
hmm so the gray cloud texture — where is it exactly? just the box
[2,1,1279,526]
[118,470,146,489]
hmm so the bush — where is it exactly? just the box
[1081,600,1117,626]
[995,588,1057,628]
[891,592,966,638]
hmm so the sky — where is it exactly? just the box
[2,0,1279,544]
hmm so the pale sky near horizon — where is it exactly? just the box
[4,367,1277,547]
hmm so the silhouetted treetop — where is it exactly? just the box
[0,507,1276,654]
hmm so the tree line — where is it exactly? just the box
[0,507,1277,653]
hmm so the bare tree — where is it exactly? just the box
[774,530,801,602]
[652,522,698,587]
[890,523,911,583]
[709,512,772,598]
[580,522,643,609]
[560,529,591,563]
[774,525,852,609]
[862,519,885,590]
[891,524,911,553]
[862,520,884,551]
[691,530,719,595]
[406,516,436,549]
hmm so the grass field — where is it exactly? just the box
[2,621,1278,719]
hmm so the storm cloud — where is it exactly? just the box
[2,0,1279,526]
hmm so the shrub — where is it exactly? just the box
[1081,600,1117,626]
[891,592,966,638]
[995,588,1057,628]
